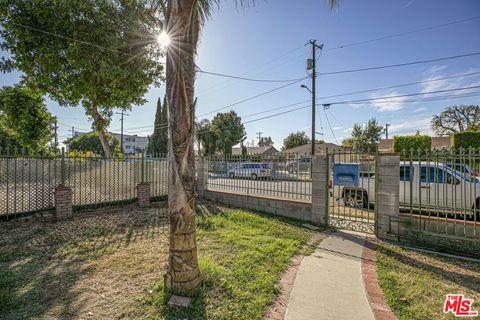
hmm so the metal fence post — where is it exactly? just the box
[61,147,65,186]
[324,149,330,226]
[141,152,145,183]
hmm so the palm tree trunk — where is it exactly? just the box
[163,0,201,291]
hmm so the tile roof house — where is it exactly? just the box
[281,142,345,155]
[231,146,279,156]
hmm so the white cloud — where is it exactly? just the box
[389,117,433,136]
[414,107,427,113]
[370,90,407,112]
[332,126,343,130]
[421,65,480,96]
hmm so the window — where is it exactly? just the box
[420,166,455,184]
[400,166,412,182]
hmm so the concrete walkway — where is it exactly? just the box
[285,230,374,320]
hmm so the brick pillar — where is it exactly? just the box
[197,157,208,199]
[137,182,151,208]
[54,185,73,219]
[376,154,400,240]
[311,154,328,225]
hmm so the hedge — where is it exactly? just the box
[392,135,432,153]
[451,131,480,150]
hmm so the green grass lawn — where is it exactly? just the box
[377,243,480,320]
[0,202,319,319]
[139,205,318,319]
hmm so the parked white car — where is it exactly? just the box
[332,161,480,218]
[228,162,272,180]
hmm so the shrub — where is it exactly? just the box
[392,136,432,153]
[65,132,121,157]
[451,131,480,150]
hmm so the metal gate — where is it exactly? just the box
[326,150,377,233]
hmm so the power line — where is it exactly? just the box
[243,105,311,125]
[180,89,480,138]
[319,52,480,76]
[199,70,480,121]
[345,91,480,105]
[196,68,306,83]
[242,100,311,118]
[6,21,307,84]
[231,87,480,127]
[324,16,480,51]
[325,84,480,106]
[322,106,338,144]
[198,77,307,117]
[123,80,480,133]
[195,45,306,97]
[317,71,480,99]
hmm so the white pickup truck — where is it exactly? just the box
[332,161,480,219]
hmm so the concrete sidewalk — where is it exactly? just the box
[285,230,374,320]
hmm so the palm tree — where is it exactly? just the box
[157,0,340,292]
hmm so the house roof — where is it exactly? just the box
[282,143,345,154]
[231,146,278,155]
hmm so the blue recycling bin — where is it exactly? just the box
[333,163,359,187]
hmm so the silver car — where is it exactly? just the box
[228,162,272,180]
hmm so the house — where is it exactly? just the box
[378,136,451,152]
[282,142,345,155]
[231,146,279,156]
[73,131,149,154]
[109,133,148,154]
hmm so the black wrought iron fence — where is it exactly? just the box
[206,153,312,201]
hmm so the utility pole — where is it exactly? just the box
[256,132,263,145]
[69,126,75,138]
[116,111,129,153]
[385,123,390,139]
[53,117,58,152]
[308,40,323,155]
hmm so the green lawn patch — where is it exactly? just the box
[139,206,318,320]
[0,203,320,319]
[377,243,480,320]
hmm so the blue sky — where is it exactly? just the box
[1,0,480,148]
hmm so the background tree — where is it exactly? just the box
[65,132,121,157]
[282,131,309,150]
[0,85,54,151]
[196,119,216,156]
[431,105,480,135]
[258,136,274,147]
[0,0,164,157]
[341,118,384,152]
[210,111,246,155]
[147,96,168,155]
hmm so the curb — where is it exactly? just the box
[362,235,397,320]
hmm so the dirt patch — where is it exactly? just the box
[0,203,169,320]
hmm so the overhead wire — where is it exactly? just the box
[318,52,480,76]
[324,16,480,51]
